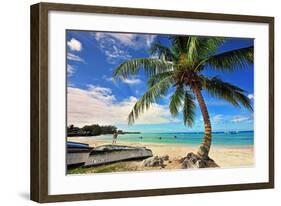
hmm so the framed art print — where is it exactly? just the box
[30,2,274,203]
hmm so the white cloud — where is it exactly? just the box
[93,32,156,64]
[95,32,156,48]
[248,94,254,100]
[104,44,131,63]
[67,64,75,76]
[145,35,156,47]
[231,115,252,123]
[67,85,177,127]
[86,85,116,103]
[67,38,82,51]
[95,36,131,64]
[212,114,224,123]
[122,78,141,85]
[102,75,114,82]
[67,52,85,63]
[95,33,135,46]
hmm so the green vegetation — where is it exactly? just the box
[113,36,253,158]
[67,124,118,136]
[67,124,140,136]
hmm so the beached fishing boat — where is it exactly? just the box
[67,141,92,167]
[84,145,153,167]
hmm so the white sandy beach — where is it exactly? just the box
[68,137,254,170]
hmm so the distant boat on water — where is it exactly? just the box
[225,131,239,134]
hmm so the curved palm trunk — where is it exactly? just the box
[192,86,212,158]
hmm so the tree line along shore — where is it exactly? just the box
[67,124,140,137]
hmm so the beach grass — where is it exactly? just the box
[68,160,143,174]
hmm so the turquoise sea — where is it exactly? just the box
[81,131,254,146]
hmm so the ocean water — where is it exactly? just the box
[81,131,254,146]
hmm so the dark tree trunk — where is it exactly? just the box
[192,86,212,158]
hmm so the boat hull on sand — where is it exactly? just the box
[84,145,153,167]
[67,141,92,167]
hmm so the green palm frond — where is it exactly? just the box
[169,86,185,116]
[128,76,175,124]
[170,36,189,53]
[112,36,254,127]
[113,58,173,80]
[183,37,225,69]
[205,46,253,71]
[197,37,226,59]
[201,76,253,111]
[186,37,199,65]
[147,71,174,88]
[150,42,175,61]
[183,91,196,127]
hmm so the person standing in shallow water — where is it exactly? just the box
[112,132,118,144]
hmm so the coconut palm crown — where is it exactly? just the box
[113,36,253,158]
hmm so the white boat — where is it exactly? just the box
[84,145,153,167]
[67,141,92,167]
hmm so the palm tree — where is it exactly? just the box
[113,36,253,159]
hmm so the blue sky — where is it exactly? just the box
[66,30,254,132]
